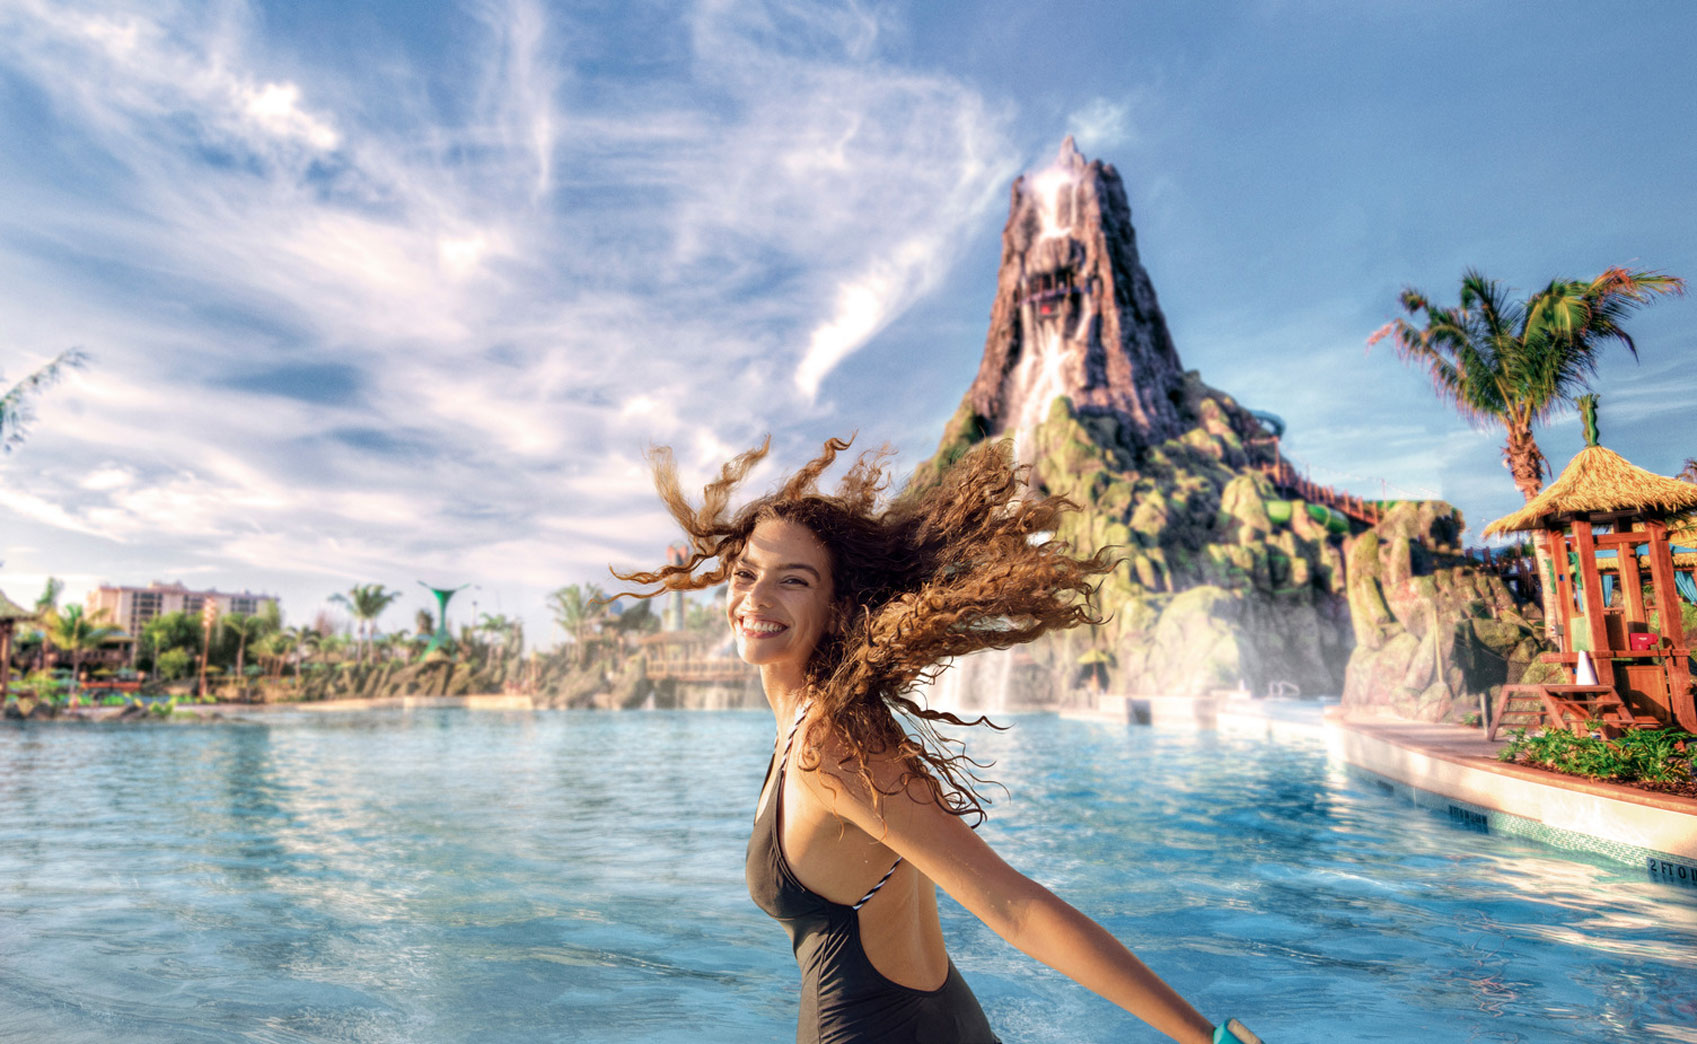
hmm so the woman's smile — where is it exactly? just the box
[726,517,835,688]
[736,615,791,638]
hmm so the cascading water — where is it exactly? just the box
[914,647,1031,717]
[1004,165,1094,464]
[1008,321,1073,464]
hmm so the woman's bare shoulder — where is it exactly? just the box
[795,715,937,817]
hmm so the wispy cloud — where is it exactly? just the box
[1066,97,1135,152]
[0,0,1015,633]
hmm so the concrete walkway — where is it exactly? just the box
[1327,710,1697,881]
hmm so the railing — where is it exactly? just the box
[647,656,754,684]
[1258,457,1384,527]
[1463,545,1543,597]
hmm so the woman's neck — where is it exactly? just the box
[760,665,808,733]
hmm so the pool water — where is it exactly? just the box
[2,710,1693,1043]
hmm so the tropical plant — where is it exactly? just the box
[1680,459,1696,484]
[1370,266,1685,628]
[1499,725,1694,783]
[255,629,295,679]
[330,583,402,663]
[415,608,435,635]
[141,610,201,671]
[477,613,525,657]
[28,576,63,673]
[685,589,726,633]
[1371,267,1684,499]
[547,583,608,659]
[280,625,317,678]
[314,632,352,664]
[218,612,274,689]
[42,604,120,689]
[608,599,659,638]
[1,347,89,452]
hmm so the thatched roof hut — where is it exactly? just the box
[0,588,35,622]
[1,587,39,704]
[1483,442,1697,536]
[1477,397,1697,736]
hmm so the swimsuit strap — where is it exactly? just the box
[778,701,905,911]
[851,858,901,911]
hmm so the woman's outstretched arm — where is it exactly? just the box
[799,754,1222,1044]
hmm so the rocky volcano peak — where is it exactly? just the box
[966,137,1189,457]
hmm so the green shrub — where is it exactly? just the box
[155,647,194,681]
[1498,725,1694,783]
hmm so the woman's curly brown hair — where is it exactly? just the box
[613,435,1114,823]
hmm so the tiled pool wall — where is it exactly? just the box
[1346,762,1697,890]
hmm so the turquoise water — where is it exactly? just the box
[2,710,1694,1043]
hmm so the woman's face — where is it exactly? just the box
[726,517,835,682]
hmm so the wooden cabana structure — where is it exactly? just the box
[0,587,38,704]
[1485,399,1697,739]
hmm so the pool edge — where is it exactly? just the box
[1327,713,1697,879]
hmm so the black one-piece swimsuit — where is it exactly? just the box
[744,712,1000,1044]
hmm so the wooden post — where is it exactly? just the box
[198,600,218,701]
[1644,519,1696,730]
[0,620,12,706]
[1571,519,1615,691]
[1620,526,1647,631]
[1546,526,1574,648]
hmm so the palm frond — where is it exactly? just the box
[1,347,90,451]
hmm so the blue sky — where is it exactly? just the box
[2,0,1694,646]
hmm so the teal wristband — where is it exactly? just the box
[1214,1018,1263,1044]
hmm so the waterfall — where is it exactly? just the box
[1009,322,1072,464]
[915,647,1029,716]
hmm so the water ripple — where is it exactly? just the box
[3,710,1694,1042]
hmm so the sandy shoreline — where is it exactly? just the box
[187,693,538,715]
[6,693,538,722]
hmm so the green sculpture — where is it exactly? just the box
[1577,393,1600,448]
[418,582,467,656]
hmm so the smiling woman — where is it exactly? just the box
[614,437,1265,1044]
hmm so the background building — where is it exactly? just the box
[86,581,279,638]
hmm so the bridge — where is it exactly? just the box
[1258,457,1385,527]
[645,656,753,684]
[1246,410,1387,528]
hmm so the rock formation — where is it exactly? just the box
[966,137,1189,456]
[1340,502,1554,720]
[916,140,1540,720]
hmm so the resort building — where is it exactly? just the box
[85,581,279,637]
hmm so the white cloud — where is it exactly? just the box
[0,0,1017,642]
[239,81,340,149]
[1066,97,1135,151]
[437,234,492,278]
[77,465,136,492]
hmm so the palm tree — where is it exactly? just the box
[2,348,90,452]
[330,583,402,663]
[32,576,62,673]
[219,612,274,691]
[257,631,287,679]
[1370,266,1685,632]
[547,583,608,662]
[1371,267,1684,500]
[142,610,201,673]
[281,625,320,681]
[1680,459,1697,484]
[42,604,120,693]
